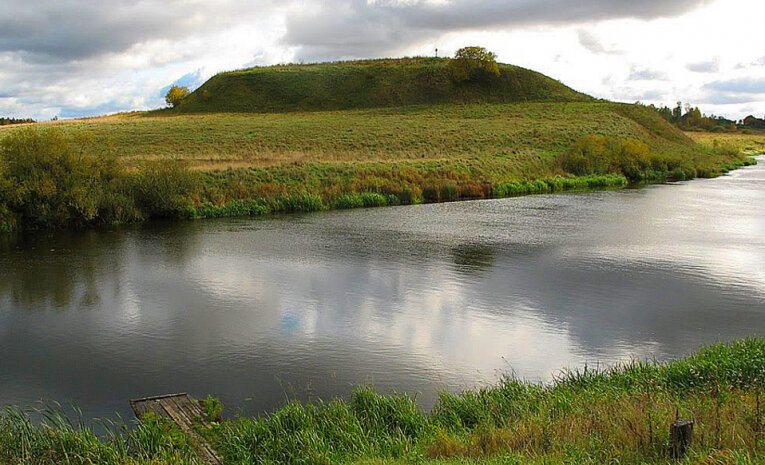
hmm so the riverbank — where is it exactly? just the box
[0,103,757,231]
[1,339,763,464]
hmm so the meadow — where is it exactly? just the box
[1,339,763,464]
[0,101,754,231]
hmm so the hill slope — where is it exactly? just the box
[175,58,592,113]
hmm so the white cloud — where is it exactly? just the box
[1,0,764,120]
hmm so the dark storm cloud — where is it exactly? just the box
[0,0,719,118]
[0,0,277,60]
[0,0,714,63]
[283,0,715,59]
[1,1,181,60]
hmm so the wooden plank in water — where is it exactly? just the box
[130,393,222,465]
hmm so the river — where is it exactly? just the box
[1,158,763,421]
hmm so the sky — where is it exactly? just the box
[1,0,763,121]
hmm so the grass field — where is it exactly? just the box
[0,58,757,231]
[1,339,763,464]
[687,131,765,156]
[33,102,678,169]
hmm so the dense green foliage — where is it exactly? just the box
[449,47,500,83]
[0,130,131,230]
[165,85,191,108]
[559,134,748,181]
[0,129,206,230]
[1,340,763,464]
[173,58,590,113]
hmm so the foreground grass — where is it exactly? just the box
[0,102,756,231]
[1,339,764,464]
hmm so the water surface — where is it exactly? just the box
[1,159,763,420]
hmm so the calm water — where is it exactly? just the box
[1,158,764,420]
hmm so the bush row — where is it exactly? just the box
[559,134,752,182]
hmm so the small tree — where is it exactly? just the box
[449,46,500,82]
[165,85,190,108]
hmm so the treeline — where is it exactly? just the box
[0,117,35,126]
[646,102,765,133]
[743,114,765,128]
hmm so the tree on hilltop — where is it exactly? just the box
[449,46,500,82]
[165,86,190,108]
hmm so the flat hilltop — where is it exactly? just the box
[172,57,591,114]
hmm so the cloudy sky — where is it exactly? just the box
[1,0,763,120]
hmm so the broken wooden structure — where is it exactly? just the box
[130,393,223,465]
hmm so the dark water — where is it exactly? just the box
[1,158,764,421]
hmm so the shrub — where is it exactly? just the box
[130,160,202,218]
[332,192,390,209]
[271,192,325,213]
[449,46,500,83]
[202,396,223,423]
[165,85,190,108]
[0,128,132,229]
[559,135,658,181]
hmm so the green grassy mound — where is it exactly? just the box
[174,58,591,113]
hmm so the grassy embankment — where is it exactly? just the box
[0,58,756,231]
[1,339,764,464]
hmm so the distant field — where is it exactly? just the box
[16,102,689,170]
[687,131,765,155]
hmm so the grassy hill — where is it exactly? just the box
[0,59,756,231]
[174,58,592,113]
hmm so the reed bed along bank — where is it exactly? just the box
[1,339,764,464]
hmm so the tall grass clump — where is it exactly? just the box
[0,404,201,464]
[211,388,428,465]
[130,160,202,219]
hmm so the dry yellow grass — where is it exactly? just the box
[686,131,765,155]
